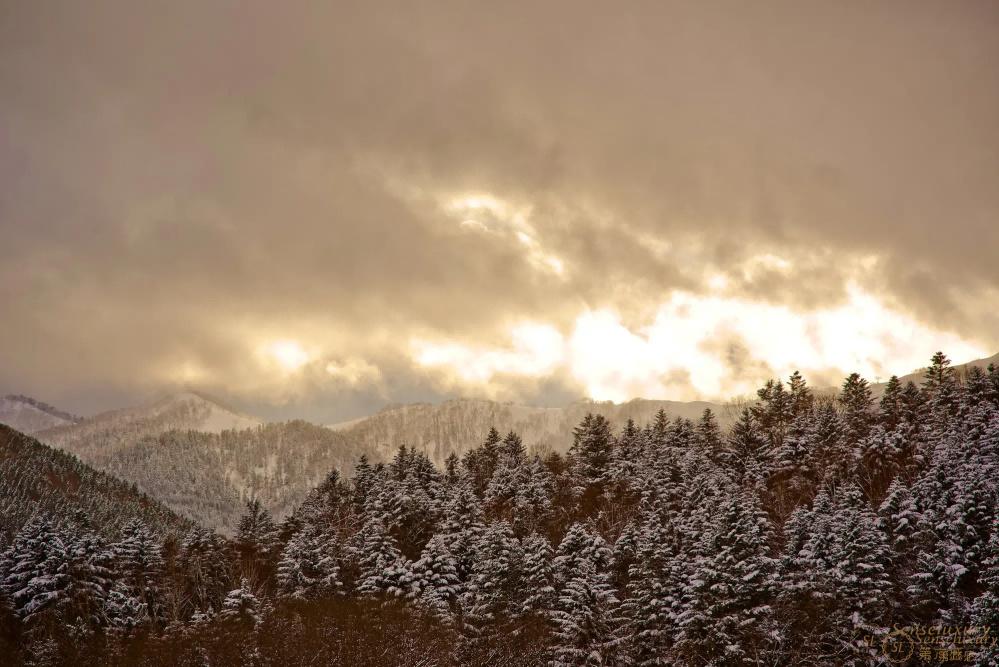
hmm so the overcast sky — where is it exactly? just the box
[2,1,997,422]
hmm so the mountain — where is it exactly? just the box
[0,394,82,434]
[0,424,192,547]
[37,391,263,461]
[329,397,732,466]
[86,421,371,534]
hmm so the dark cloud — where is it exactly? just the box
[1,1,997,420]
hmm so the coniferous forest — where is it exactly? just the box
[2,352,999,666]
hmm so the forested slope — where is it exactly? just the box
[0,424,192,548]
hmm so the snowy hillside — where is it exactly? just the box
[37,391,263,460]
[0,423,192,547]
[0,394,81,434]
[90,421,372,534]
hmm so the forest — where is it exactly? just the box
[2,352,999,666]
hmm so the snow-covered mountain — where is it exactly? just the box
[0,423,192,547]
[329,397,732,467]
[34,393,371,534]
[37,391,263,460]
[0,394,82,434]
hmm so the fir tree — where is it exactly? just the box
[275,526,341,600]
[550,560,621,667]
[675,493,775,667]
[521,533,557,620]
[349,518,409,600]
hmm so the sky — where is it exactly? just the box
[1,1,997,422]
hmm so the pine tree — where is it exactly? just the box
[276,526,341,600]
[569,414,615,508]
[464,521,523,639]
[880,375,905,430]
[235,498,280,585]
[111,519,165,622]
[349,518,409,600]
[923,351,963,433]
[521,533,557,620]
[61,528,113,632]
[351,454,376,515]
[675,493,775,666]
[179,527,231,617]
[554,523,613,589]
[465,428,503,496]
[751,378,792,448]
[971,523,999,666]
[839,372,874,447]
[617,514,681,666]
[728,408,772,488]
[696,409,723,457]
[104,581,149,632]
[407,533,464,626]
[611,419,645,493]
[550,559,621,667]
[220,577,263,627]
[0,516,68,625]
[830,485,893,664]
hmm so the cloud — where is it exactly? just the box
[0,1,996,420]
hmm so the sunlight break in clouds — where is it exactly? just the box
[413,323,565,390]
[260,340,311,374]
[446,193,566,277]
[414,285,988,403]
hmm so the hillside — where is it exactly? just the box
[0,395,82,434]
[0,424,192,548]
[37,391,263,460]
[67,420,373,534]
[329,397,731,466]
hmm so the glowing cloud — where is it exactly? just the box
[261,339,311,373]
[410,286,988,402]
[413,323,565,389]
[444,192,566,277]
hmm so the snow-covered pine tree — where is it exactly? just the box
[219,577,264,628]
[695,408,723,459]
[839,372,874,447]
[111,519,165,622]
[349,517,409,600]
[554,523,613,590]
[406,532,464,626]
[464,427,503,496]
[675,492,775,667]
[971,522,999,666]
[0,516,68,626]
[276,525,341,600]
[617,513,681,667]
[235,498,280,585]
[179,527,231,617]
[104,581,149,632]
[520,532,557,621]
[569,414,615,509]
[550,559,621,667]
[830,484,893,665]
[463,521,524,640]
[728,408,772,490]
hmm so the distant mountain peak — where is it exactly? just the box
[0,394,82,434]
[3,394,82,423]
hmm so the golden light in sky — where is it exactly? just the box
[263,340,311,373]
[413,284,988,402]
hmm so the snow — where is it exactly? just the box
[0,396,77,434]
